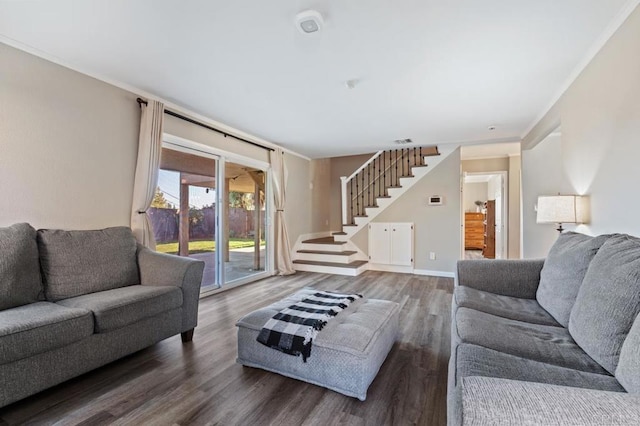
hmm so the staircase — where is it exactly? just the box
[293,145,453,275]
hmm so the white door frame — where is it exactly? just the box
[461,171,509,259]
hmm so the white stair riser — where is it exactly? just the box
[300,243,347,252]
[293,263,367,276]
[295,252,358,263]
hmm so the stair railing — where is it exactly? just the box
[340,146,438,226]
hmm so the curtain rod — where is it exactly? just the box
[136,98,274,152]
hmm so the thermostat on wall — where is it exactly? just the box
[428,195,443,205]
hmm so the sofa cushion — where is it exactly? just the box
[569,234,640,375]
[616,312,640,393]
[37,227,139,301]
[56,285,182,333]
[0,302,93,365]
[536,232,610,327]
[456,307,606,374]
[455,343,623,392]
[455,286,559,326]
[0,223,43,310]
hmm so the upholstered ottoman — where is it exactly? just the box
[236,288,399,401]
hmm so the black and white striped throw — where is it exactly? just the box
[256,291,363,362]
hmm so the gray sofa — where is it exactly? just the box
[0,223,204,408]
[449,232,640,425]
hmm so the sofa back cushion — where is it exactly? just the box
[536,232,610,327]
[569,234,640,374]
[0,223,43,310]
[616,312,640,393]
[37,227,139,301]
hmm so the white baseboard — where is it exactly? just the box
[412,269,455,278]
[368,264,414,274]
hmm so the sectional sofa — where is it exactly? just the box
[449,232,640,425]
[0,223,204,408]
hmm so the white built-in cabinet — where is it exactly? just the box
[368,222,414,266]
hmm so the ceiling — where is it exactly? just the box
[0,1,635,158]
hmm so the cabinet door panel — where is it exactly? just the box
[390,223,413,266]
[369,223,390,264]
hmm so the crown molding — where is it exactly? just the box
[521,0,640,140]
[0,35,311,161]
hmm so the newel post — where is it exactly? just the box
[340,176,348,226]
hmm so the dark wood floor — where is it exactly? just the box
[0,271,453,426]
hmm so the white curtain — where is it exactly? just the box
[271,148,296,275]
[131,100,164,249]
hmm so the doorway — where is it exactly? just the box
[462,171,508,259]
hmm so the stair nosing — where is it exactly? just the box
[297,250,357,256]
[293,260,368,269]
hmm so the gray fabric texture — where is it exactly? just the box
[448,343,625,426]
[56,285,182,333]
[37,227,139,301]
[236,290,399,400]
[455,259,544,299]
[536,232,610,327]
[0,223,43,310]
[462,377,640,426]
[456,343,622,392]
[137,245,204,331]
[0,302,93,365]
[569,234,640,375]
[616,310,640,393]
[454,286,559,326]
[0,308,181,408]
[456,307,607,374]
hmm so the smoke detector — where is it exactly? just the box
[394,138,414,145]
[295,10,324,34]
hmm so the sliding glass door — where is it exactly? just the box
[147,142,270,293]
[222,160,267,284]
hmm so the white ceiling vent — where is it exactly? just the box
[393,138,413,145]
[295,10,324,34]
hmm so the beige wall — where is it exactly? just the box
[0,42,314,254]
[164,115,269,163]
[283,153,312,246]
[462,157,510,174]
[522,5,640,255]
[351,149,462,274]
[463,182,488,212]
[508,155,522,259]
[328,153,373,231]
[0,43,139,229]
[522,133,567,258]
[309,158,331,233]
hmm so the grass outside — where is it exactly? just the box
[156,238,265,255]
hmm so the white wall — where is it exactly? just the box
[522,5,640,256]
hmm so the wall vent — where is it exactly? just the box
[393,138,413,145]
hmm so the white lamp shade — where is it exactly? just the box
[536,195,589,224]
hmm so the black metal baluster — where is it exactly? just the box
[413,147,417,166]
[350,178,354,224]
[406,148,410,174]
[355,172,359,218]
[367,162,370,208]
[395,149,398,186]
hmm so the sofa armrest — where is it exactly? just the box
[137,245,205,333]
[455,259,544,299]
[462,377,640,425]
